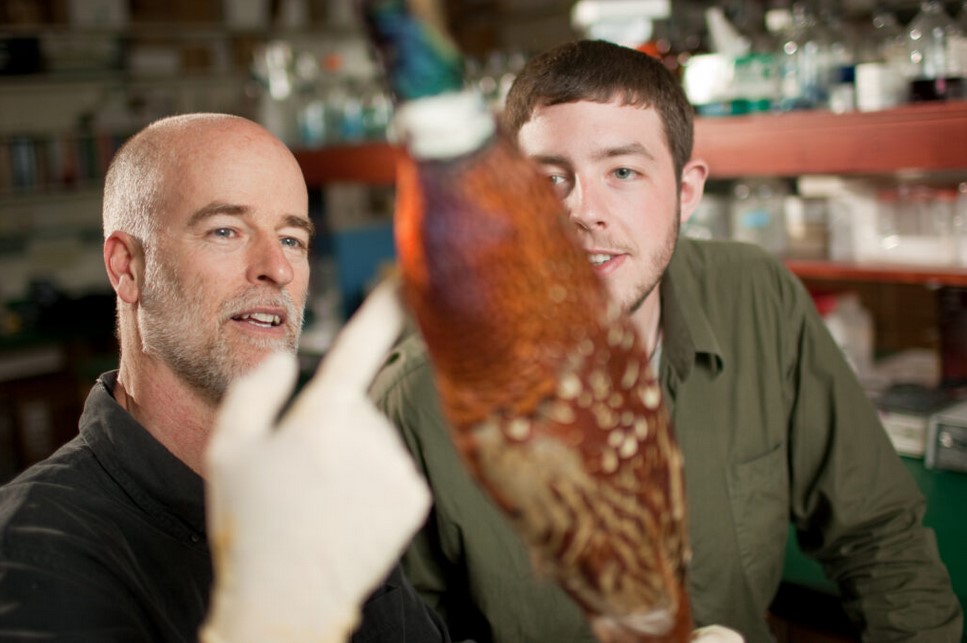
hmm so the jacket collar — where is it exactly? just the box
[659,238,724,385]
[80,371,207,543]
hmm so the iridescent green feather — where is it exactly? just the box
[359,0,465,101]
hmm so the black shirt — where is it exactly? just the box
[0,371,450,642]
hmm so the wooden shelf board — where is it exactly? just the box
[786,259,967,286]
[295,105,967,185]
[695,102,967,178]
[292,107,967,285]
[293,143,399,186]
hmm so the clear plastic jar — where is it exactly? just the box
[730,178,789,255]
[955,182,967,265]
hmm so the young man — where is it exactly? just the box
[371,40,963,642]
[0,114,448,642]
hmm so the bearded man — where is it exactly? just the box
[0,114,449,643]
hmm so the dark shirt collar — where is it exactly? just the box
[79,371,207,542]
[660,238,725,384]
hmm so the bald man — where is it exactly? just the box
[0,114,448,642]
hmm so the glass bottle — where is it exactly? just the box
[855,4,910,110]
[871,5,910,68]
[776,2,830,111]
[337,77,365,144]
[829,292,874,379]
[930,187,959,264]
[359,80,392,142]
[906,0,966,101]
[252,41,299,146]
[823,4,857,112]
[957,0,967,82]
[294,52,327,148]
[720,3,779,115]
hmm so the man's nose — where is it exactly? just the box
[567,177,607,231]
[247,234,294,286]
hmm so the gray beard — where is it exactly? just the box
[138,253,304,404]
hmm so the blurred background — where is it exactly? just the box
[0,0,585,479]
[2,1,967,638]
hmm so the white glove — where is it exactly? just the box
[692,625,744,642]
[593,619,744,642]
[200,279,431,643]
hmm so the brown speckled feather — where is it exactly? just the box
[394,133,692,641]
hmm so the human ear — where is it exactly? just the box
[678,158,710,225]
[104,231,144,304]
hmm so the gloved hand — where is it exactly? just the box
[200,278,431,643]
[692,625,744,642]
[593,619,744,642]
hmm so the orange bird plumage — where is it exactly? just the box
[360,1,692,639]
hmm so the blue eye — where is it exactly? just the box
[614,168,636,180]
[281,237,307,250]
[212,228,235,238]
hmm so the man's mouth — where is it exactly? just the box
[587,253,616,267]
[233,312,283,328]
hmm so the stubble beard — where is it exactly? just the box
[625,207,680,316]
[138,253,305,404]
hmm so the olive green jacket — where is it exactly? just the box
[371,238,963,643]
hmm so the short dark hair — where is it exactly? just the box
[502,40,694,180]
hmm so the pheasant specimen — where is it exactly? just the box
[360,1,692,639]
